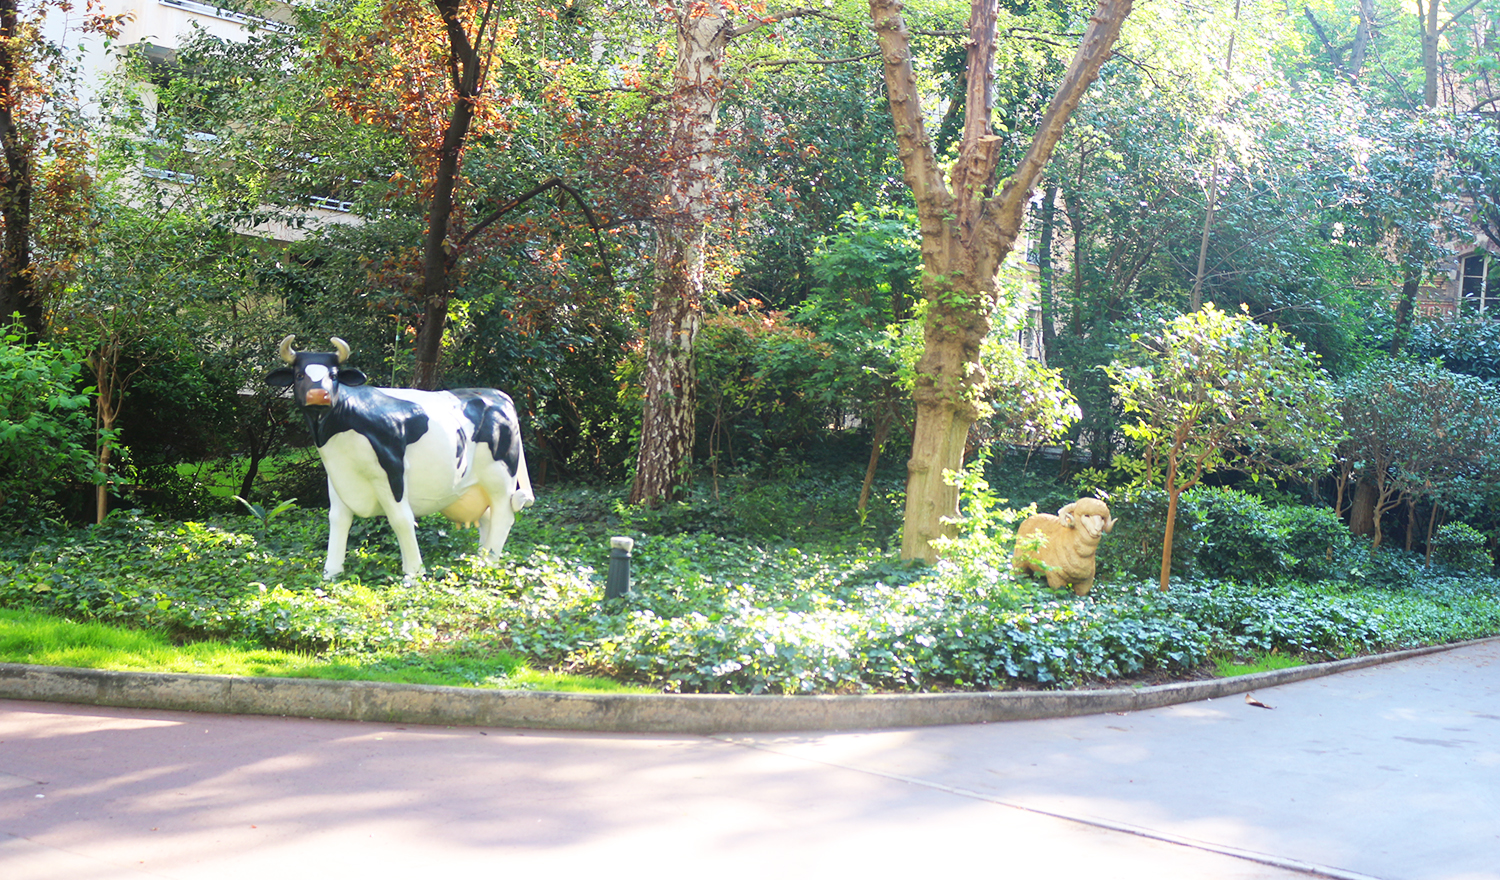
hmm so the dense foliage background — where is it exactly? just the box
[1,0,1499,691]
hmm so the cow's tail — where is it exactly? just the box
[511,446,535,512]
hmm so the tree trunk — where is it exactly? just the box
[869,0,1132,560]
[1405,495,1417,552]
[412,0,487,390]
[91,343,122,525]
[1191,157,1218,312]
[0,0,42,337]
[1064,186,1086,334]
[1349,0,1375,77]
[1160,483,1182,591]
[629,229,703,504]
[1421,0,1440,109]
[1037,182,1058,364]
[858,404,896,517]
[1425,501,1441,565]
[628,1,730,505]
[1389,265,1421,355]
[1349,479,1378,537]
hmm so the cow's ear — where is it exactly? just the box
[338,368,368,386]
[266,367,295,387]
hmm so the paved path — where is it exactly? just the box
[1,640,1497,880]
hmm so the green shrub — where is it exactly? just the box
[1429,522,1492,573]
[0,328,98,514]
[1275,504,1352,582]
[1181,487,1288,583]
[1093,488,1204,581]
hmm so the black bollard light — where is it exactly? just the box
[605,536,634,600]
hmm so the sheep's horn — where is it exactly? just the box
[278,335,297,364]
[331,337,351,364]
[1105,516,1118,533]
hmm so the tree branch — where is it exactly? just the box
[1436,0,1484,37]
[458,177,615,285]
[750,51,880,68]
[729,7,838,39]
[1108,49,1166,89]
[991,0,1134,221]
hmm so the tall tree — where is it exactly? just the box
[868,0,1132,560]
[322,0,603,390]
[1417,0,1487,109]
[628,0,828,504]
[0,0,124,336]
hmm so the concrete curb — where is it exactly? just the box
[1,637,1491,734]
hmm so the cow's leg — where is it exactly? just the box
[379,497,425,579]
[472,467,520,563]
[324,486,354,580]
[480,498,517,559]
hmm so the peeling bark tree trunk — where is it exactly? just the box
[631,225,706,503]
[628,2,728,504]
[626,2,821,504]
[869,0,1132,560]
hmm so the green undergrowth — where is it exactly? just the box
[1213,651,1306,678]
[0,608,649,692]
[1,476,1498,695]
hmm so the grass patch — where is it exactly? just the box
[0,609,649,693]
[1214,652,1306,678]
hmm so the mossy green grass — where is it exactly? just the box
[0,608,650,693]
[1213,651,1306,678]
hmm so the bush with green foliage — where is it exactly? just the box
[1179,487,1290,583]
[1429,522,1492,573]
[1275,504,1353,582]
[1092,483,1354,586]
[0,329,99,515]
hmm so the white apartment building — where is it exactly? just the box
[50,0,354,241]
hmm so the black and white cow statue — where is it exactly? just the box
[267,336,534,580]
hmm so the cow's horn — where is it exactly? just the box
[331,337,350,364]
[278,335,297,364]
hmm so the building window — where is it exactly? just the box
[1461,252,1498,316]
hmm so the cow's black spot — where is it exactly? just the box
[306,385,430,502]
[451,388,522,474]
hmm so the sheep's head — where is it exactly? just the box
[1059,498,1117,541]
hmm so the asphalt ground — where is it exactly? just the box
[1,638,1497,880]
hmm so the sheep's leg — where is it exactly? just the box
[1072,578,1094,596]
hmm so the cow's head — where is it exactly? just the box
[265,336,368,408]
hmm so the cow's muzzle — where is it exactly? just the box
[305,388,332,407]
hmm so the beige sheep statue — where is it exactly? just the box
[1012,498,1118,596]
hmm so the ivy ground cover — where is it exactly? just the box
[2,483,1498,695]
